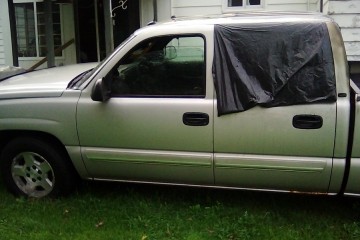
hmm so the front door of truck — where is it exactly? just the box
[77,34,214,184]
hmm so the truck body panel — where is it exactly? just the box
[1,13,360,198]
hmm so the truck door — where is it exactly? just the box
[77,34,214,185]
[212,21,337,193]
[214,102,336,192]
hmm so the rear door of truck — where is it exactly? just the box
[213,103,336,192]
[212,20,339,192]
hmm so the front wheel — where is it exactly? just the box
[0,137,77,198]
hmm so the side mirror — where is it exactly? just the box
[91,78,111,102]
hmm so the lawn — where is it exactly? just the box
[0,180,360,240]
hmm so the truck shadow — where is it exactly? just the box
[0,177,358,221]
[79,180,360,221]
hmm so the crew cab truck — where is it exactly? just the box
[0,13,357,198]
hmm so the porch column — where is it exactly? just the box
[104,0,114,56]
[153,0,157,21]
[44,0,55,67]
[7,0,19,66]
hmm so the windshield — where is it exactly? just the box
[72,34,136,89]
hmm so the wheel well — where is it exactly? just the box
[0,130,79,177]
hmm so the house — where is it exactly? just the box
[323,0,360,76]
[0,0,359,75]
[0,0,169,69]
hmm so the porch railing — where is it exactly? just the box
[28,38,75,71]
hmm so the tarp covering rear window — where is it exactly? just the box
[212,22,336,116]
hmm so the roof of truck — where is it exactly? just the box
[134,12,334,37]
[159,11,333,26]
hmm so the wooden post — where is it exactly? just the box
[153,0,158,22]
[7,0,19,66]
[44,0,55,67]
[104,0,114,56]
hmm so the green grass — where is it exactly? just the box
[0,180,360,240]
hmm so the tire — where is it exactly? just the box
[0,137,77,198]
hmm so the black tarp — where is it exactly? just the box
[212,22,336,116]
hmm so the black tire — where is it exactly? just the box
[0,137,77,198]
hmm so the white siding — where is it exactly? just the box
[173,6,222,17]
[328,0,360,61]
[171,0,320,18]
[265,0,319,11]
[171,0,222,17]
[0,0,13,66]
[157,0,171,22]
[345,42,360,58]
[0,1,6,66]
[329,1,360,14]
[172,0,220,8]
[140,0,154,26]
[0,25,5,66]
[140,0,171,26]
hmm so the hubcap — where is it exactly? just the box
[11,152,55,198]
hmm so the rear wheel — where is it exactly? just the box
[0,137,76,198]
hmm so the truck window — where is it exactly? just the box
[109,35,205,98]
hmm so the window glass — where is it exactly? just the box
[110,36,205,98]
[228,0,261,7]
[229,0,243,6]
[15,3,36,57]
[36,2,62,57]
[14,2,62,58]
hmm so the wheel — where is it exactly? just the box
[0,137,77,198]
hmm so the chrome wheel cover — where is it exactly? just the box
[11,152,55,198]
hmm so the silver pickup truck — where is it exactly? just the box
[0,13,358,198]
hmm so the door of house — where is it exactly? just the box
[75,0,140,63]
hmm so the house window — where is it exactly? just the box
[226,0,262,8]
[15,3,36,57]
[15,2,62,57]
